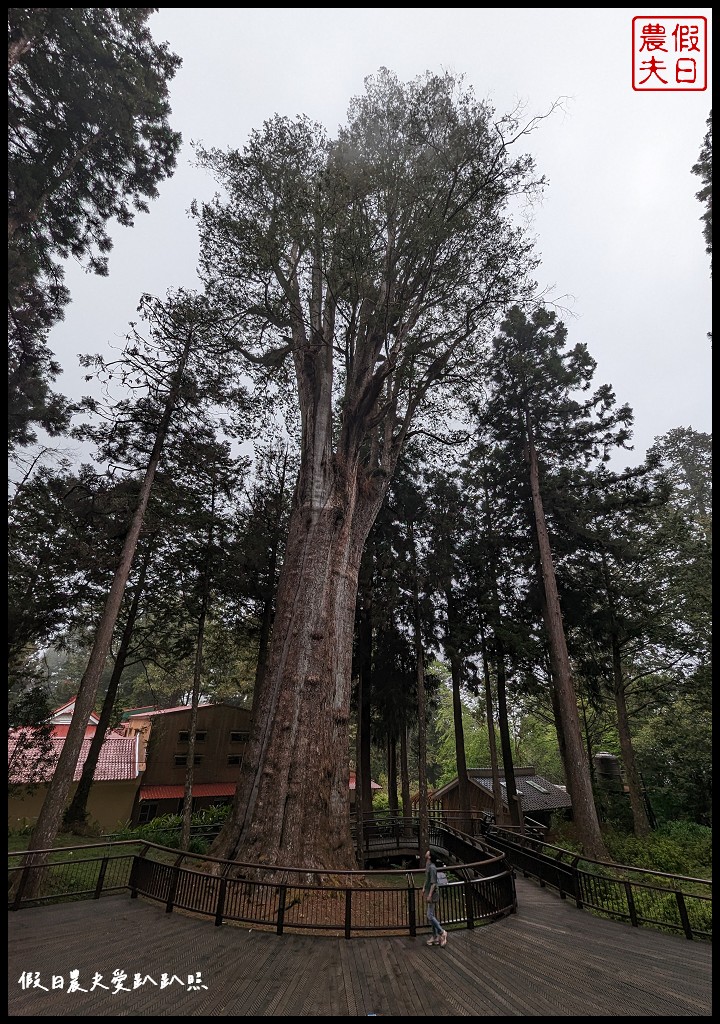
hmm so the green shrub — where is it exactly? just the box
[604,822,711,878]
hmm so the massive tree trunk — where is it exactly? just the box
[525,411,608,860]
[209,454,383,874]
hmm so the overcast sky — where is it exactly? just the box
[47,7,713,470]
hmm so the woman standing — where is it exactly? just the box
[423,850,448,946]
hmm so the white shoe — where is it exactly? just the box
[439,931,447,946]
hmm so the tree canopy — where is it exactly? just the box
[8,8,182,448]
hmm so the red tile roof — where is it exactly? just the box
[348,771,382,791]
[139,783,236,801]
[8,732,139,784]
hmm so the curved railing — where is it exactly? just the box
[476,821,712,942]
[8,817,711,942]
[7,826,517,938]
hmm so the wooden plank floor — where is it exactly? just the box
[9,875,712,1016]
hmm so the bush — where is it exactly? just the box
[110,806,230,853]
[547,820,712,879]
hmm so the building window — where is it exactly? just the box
[138,802,158,824]
[174,755,203,767]
[228,755,243,765]
[178,730,206,743]
[229,731,249,743]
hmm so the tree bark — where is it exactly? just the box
[479,615,504,823]
[447,640,471,833]
[181,478,216,851]
[209,461,382,875]
[600,552,651,837]
[63,539,154,828]
[409,522,429,855]
[525,410,608,860]
[494,636,522,828]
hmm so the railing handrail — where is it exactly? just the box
[482,823,712,887]
[8,836,505,881]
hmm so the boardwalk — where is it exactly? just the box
[9,875,711,1016]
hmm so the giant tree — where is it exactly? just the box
[198,69,548,871]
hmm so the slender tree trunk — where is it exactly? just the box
[356,536,374,831]
[525,410,608,860]
[445,588,471,833]
[181,479,216,851]
[354,534,374,865]
[409,522,429,855]
[400,726,411,830]
[494,637,522,827]
[611,648,651,837]
[387,735,399,815]
[479,616,504,823]
[600,553,651,837]
[63,539,154,828]
[23,332,194,875]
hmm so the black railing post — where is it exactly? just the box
[214,876,227,927]
[276,883,287,935]
[166,860,182,914]
[464,881,475,929]
[345,888,352,939]
[624,880,638,928]
[12,865,31,910]
[407,876,417,937]
[571,857,583,909]
[128,856,139,898]
[94,856,109,899]
[674,891,693,940]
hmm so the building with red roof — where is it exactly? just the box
[8,729,142,832]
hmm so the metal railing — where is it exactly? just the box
[8,818,711,943]
[478,822,712,942]
[8,829,517,939]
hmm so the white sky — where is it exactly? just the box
[46,7,713,470]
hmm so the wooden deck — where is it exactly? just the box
[9,875,711,1016]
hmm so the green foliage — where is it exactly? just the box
[604,821,711,878]
[548,820,711,879]
[8,7,182,448]
[372,790,391,813]
[691,110,712,272]
[633,697,712,827]
[110,804,232,854]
